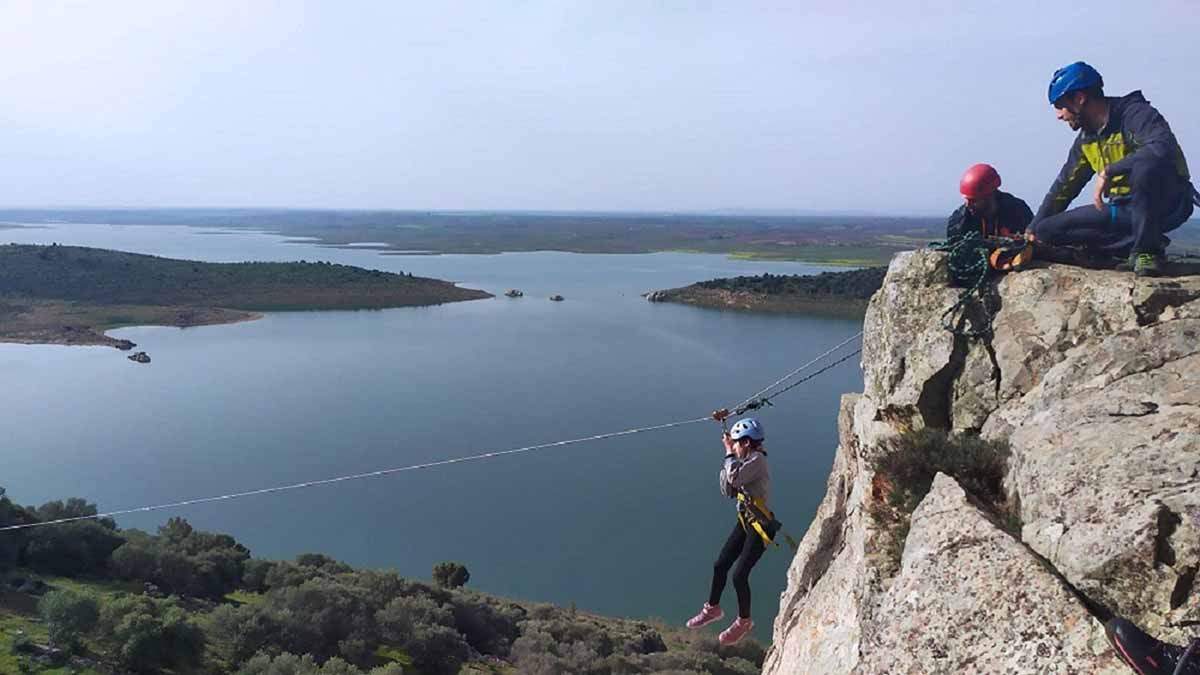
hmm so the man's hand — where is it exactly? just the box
[1093,168,1109,211]
[722,433,735,454]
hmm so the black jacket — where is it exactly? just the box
[947,191,1033,240]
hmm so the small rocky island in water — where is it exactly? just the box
[645,266,886,316]
[0,244,491,349]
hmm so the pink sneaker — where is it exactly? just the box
[686,602,724,629]
[719,616,754,645]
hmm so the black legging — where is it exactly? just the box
[1034,156,1194,257]
[708,520,766,619]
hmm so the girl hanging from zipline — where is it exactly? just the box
[686,416,774,646]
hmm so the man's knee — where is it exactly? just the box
[1126,157,1176,191]
[1033,212,1070,243]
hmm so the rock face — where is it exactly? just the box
[765,250,1200,674]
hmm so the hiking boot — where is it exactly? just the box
[1134,252,1165,277]
[686,603,723,629]
[718,617,754,645]
[1105,617,1200,675]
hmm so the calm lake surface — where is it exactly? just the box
[0,223,863,640]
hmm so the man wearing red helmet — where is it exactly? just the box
[947,163,1033,240]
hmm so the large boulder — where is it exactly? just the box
[765,250,1200,673]
[860,473,1124,674]
[985,309,1200,641]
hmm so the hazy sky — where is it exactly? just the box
[1,1,1197,214]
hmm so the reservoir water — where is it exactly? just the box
[0,223,863,640]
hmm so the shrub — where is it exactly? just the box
[263,578,374,665]
[108,518,249,599]
[38,589,99,652]
[869,428,1015,573]
[431,561,469,589]
[204,603,278,667]
[96,594,205,674]
[295,553,352,575]
[242,558,277,592]
[376,596,469,675]
[448,591,523,655]
[238,652,405,674]
[22,520,123,576]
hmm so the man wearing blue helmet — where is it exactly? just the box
[1030,61,1199,276]
[685,416,771,646]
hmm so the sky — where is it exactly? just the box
[1,1,1197,214]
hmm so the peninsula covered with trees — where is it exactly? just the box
[645,266,887,316]
[0,244,491,349]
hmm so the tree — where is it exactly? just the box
[108,519,250,599]
[23,520,124,576]
[38,589,99,652]
[96,594,204,674]
[0,487,34,571]
[376,596,467,675]
[35,497,116,530]
[432,561,469,589]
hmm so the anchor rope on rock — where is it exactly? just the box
[928,235,1024,339]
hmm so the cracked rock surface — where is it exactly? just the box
[764,250,1200,674]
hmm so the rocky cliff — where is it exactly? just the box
[764,250,1200,674]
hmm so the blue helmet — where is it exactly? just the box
[729,417,765,442]
[1048,61,1103,105]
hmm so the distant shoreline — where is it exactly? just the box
[645,287,871,317]
[0,302,266,349]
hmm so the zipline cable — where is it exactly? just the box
[0,417,710,532]
[733,347,862,415]
[728,331,862,412]
[0,333,865,533]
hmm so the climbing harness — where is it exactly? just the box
[736,488,781,548]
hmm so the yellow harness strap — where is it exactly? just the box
[736,492,777,548]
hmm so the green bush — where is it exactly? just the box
[205,603,279,668]
[96,594,205,674]
[431,561,469,589]
[108,518,250,599]
[447,590,523,655]
[238,652,405,674]
[873,428,1011,513]
[242,559,277,592]
[869,428,1015,572]
[376,595,469,675]
[295,553,352,574]
[38,589,99,652]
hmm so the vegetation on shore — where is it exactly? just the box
[0,208,947,265]
[0,486,765,674]
[646,266,887,316]
[0,244,491,348]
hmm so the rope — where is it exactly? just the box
[0,417,710,533]
[733,348,862,415]
[928,235,1022,339]
[731,331,863,410]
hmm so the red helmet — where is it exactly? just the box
[960,163,1001,199]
